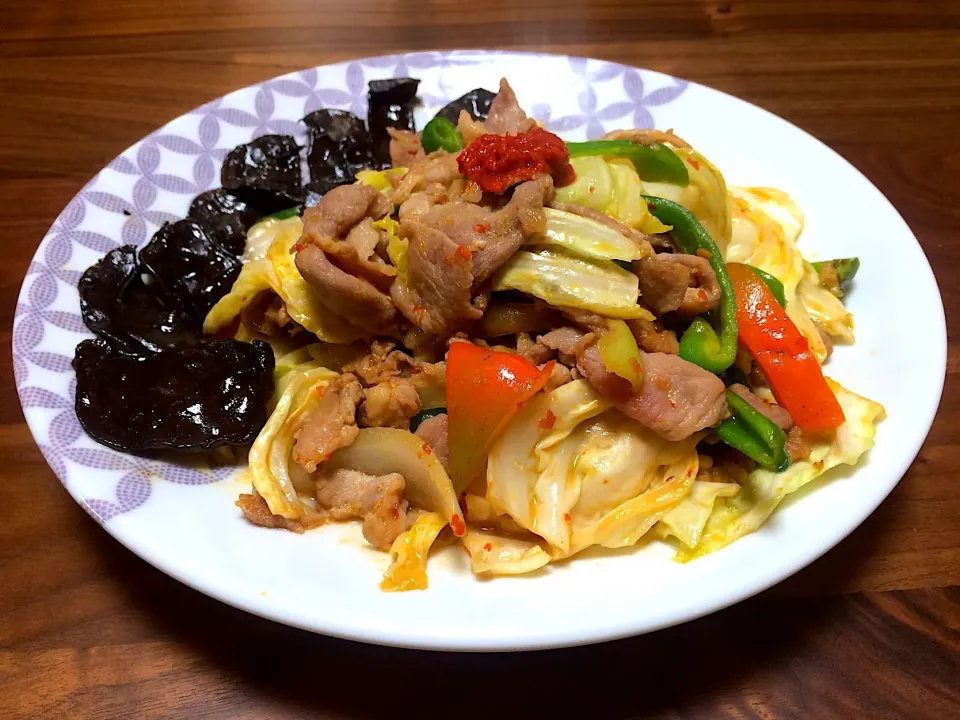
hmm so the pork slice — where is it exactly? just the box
[550,201,654,257]
[360,377,422,428]
[296,244,399,334]
[302,184,390,241]
[292,373,363,472]
[315,467,409,550]
[483,78,537,136]
[236,492,327,533]
[421,201,493,251]
[391,221,482,337]
[318,220,397,292]
[635,253,721,316]
[729,383,793,430]
[516,332,556,365]
[577,345,727,441]
[627,317,680,355]
[388,128,425,168]
[414,413,449,470]
[470,176,554,284]
[538,326,590,357]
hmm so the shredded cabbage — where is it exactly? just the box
[491,246,649,319]
[554,156,671,234]
[535,208,646,261]
[724,187,853,361]
[678,382,885,560]
[248,365,339,518]
[485,380,701,563]
[203,216,367,344]
[462,529,552,575]
[356,168,408,194]
[644,148,731,251]
[381,511,446,591]
[656,481,740,548]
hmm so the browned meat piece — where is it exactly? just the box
[729,383,794,430]
[392,154,463,205]
[236,492,327,533]
[344,217,382,260]
[398,182,451,223]
[577,345,727,441]
[516,332,556,365]
[549,201,654,258]
[484,78,537,136]
[388,128,425,168]
[786,426,813,463]
[292,373,363,473]
[414,413,449,470]
[344,340,410,385]
[538,326,592,360]
[408,360,446,408]
[301,184,390,241]
[419,176,554,286]
[634,253,721,316]
[543,362,574,391]
[296,245,399,334]
[602,128,691,149]
[317,229,397,293]
[627,317,679,355]
[360,377,421,428]
[391,221,482,337]
[315,467,409,550]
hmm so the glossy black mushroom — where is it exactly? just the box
[74,338,275,452]
[434,88,496,125]
[139,219,242,323]
[221,134,305,210]
[78,245,199,354]
[187,188,261,256]
[367,77,420,168]
[303,109,376,198]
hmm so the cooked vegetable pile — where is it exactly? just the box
[74,77,883,590]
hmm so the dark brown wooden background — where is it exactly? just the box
[2,1,959,717]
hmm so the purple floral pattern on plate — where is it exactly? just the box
[13,51,689,525]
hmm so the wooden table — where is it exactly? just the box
[2,1,958,716]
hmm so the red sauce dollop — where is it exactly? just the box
[457,128,575,194]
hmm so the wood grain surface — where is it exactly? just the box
[2,1,959,717]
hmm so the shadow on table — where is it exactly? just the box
[99,499,896,719]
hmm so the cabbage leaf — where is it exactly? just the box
[656,481,740,548]
[535,207,647,261]
[381,511,446,592]
[491,246,650,319]
[677,381,885,560]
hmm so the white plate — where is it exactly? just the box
[14,51,946,651]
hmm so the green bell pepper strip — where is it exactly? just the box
[566,140,689,186]
[410,406,446,432]
[642,195,738,373]
[812,257,860,287]
[715,389,790,472]
[421,117,464,154]
[747,265,786,307]
[257,206,300,223]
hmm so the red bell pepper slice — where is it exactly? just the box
[727,263,844,433]
[446,342,555,492]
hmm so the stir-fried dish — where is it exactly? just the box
[74,77,884,590]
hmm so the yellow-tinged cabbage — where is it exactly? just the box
[462,529,552,575]
[597,319,644,390]
[327,428,464,528]
[554,156,671,234]
[797,261,855,342]
[724,187,851,362]
[678,381,885,560]
[487,380,612,552]
[381,511,446,592]
[274,343,367,394]
[656,481,740,548]
[248,365,339,518]
[491,246,650,319]
[356,167,408,194]
[535,208,647,261]
[203,216,367,344]
[486,380,701,558]
[644,148,731,251]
